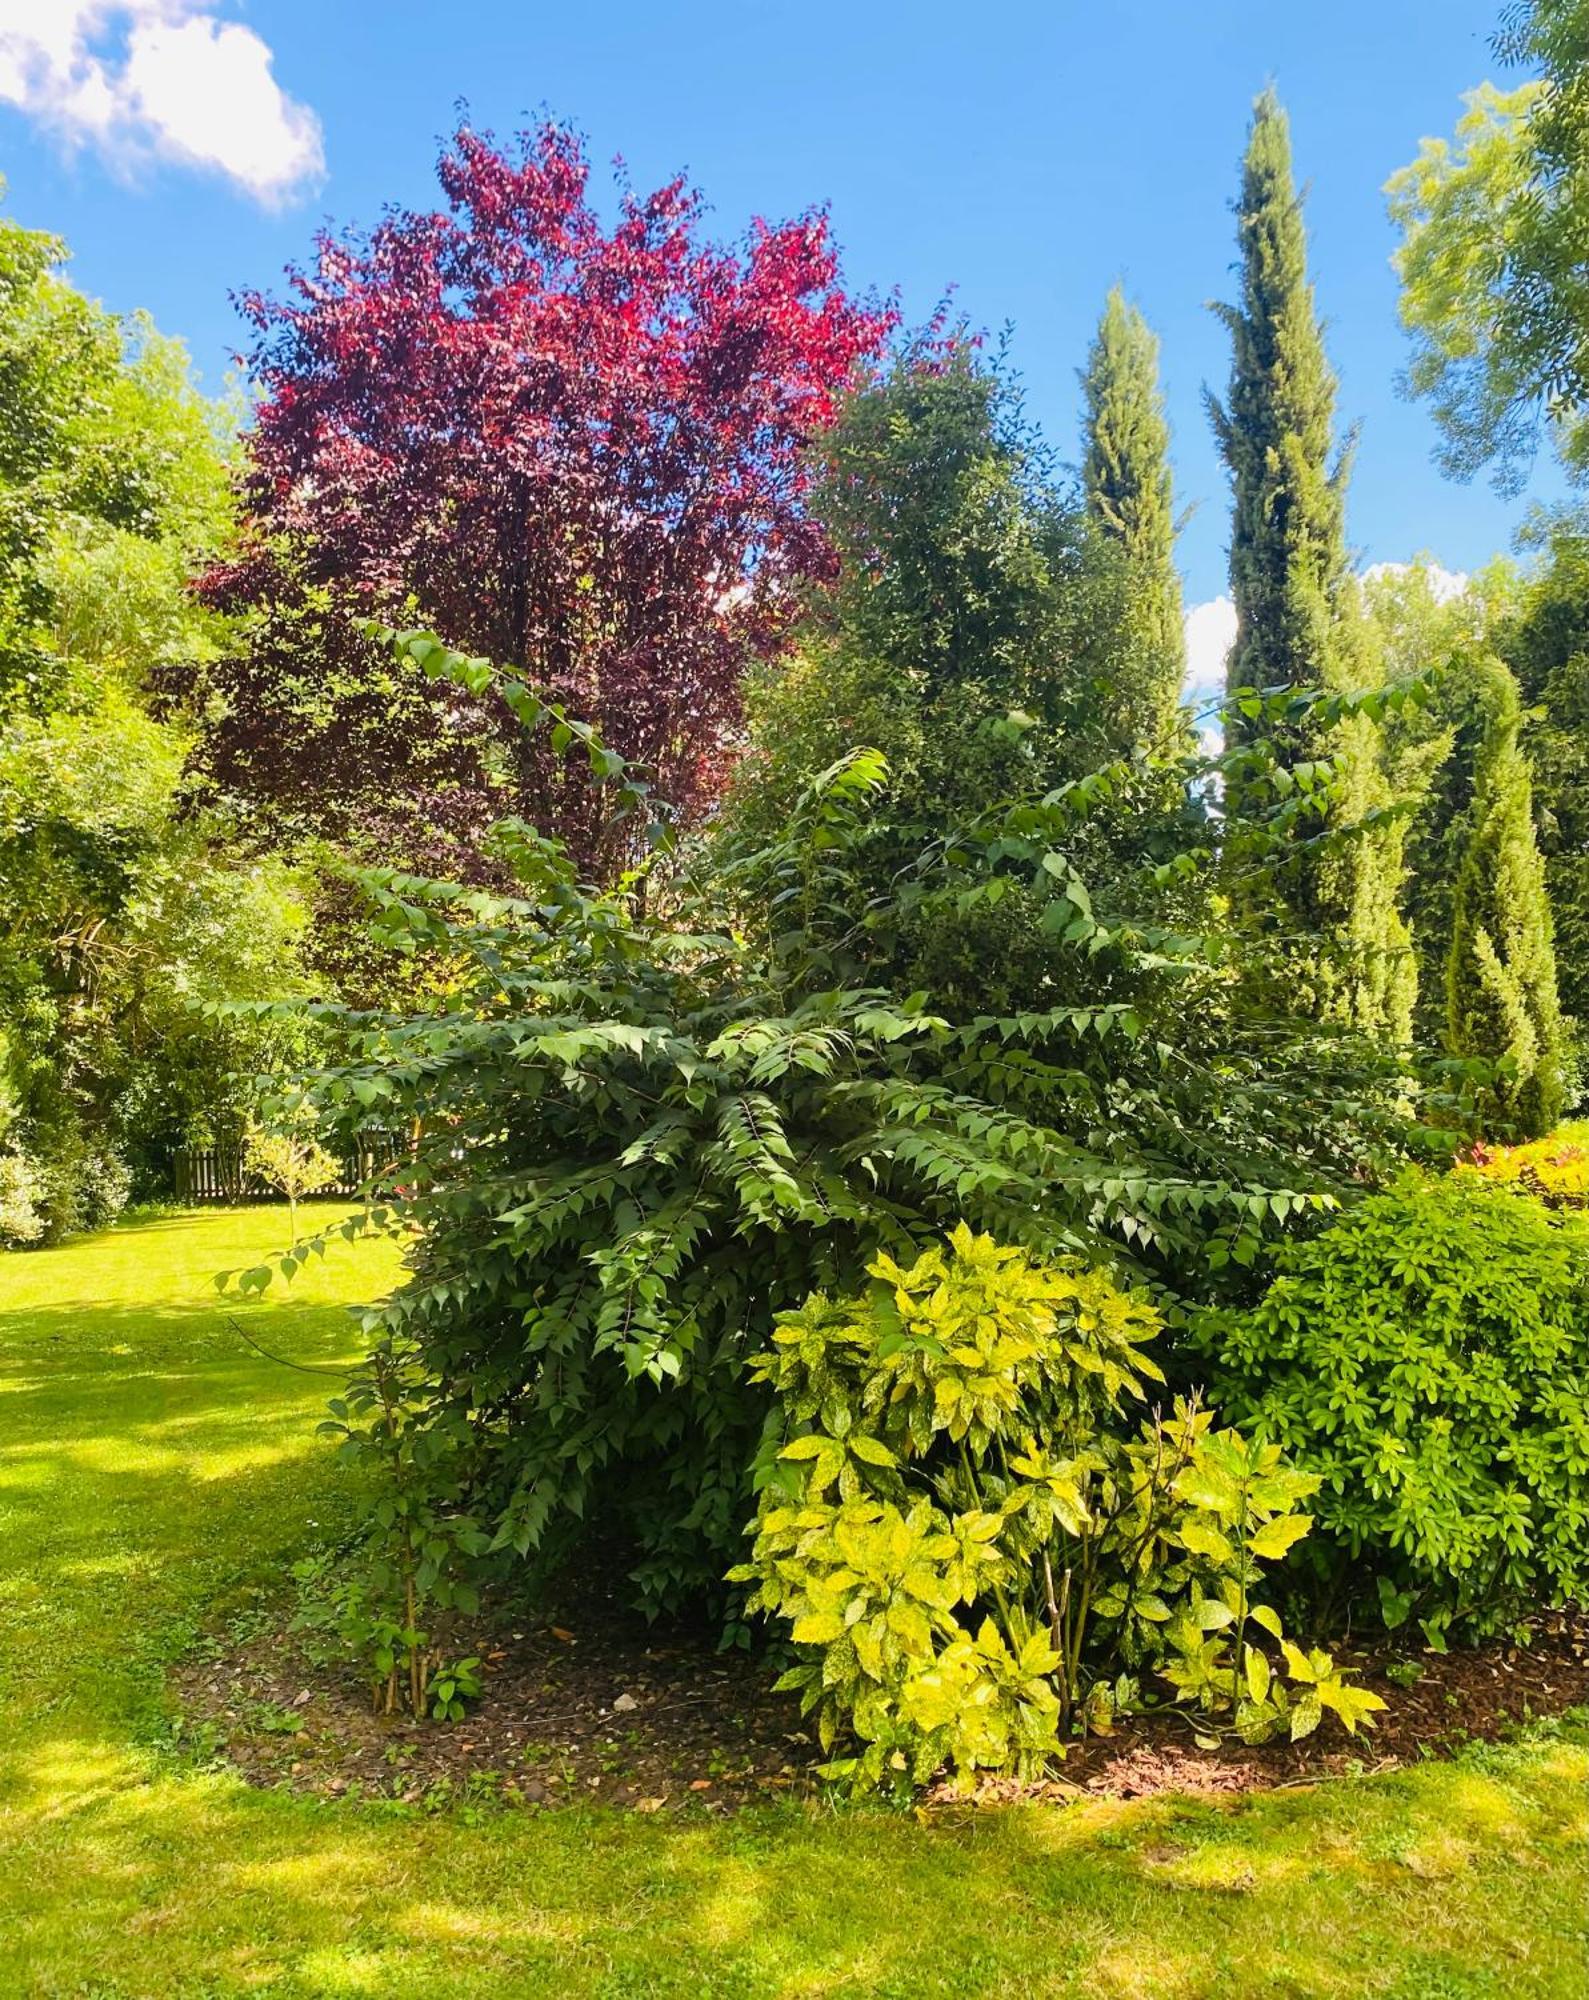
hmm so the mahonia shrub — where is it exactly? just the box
[1194,1169,1589,1636]
[734,1226,1382,1793]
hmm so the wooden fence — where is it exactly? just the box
[171,1133,403,1204]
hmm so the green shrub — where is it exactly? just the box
[31,1122,131,1242]
[0,1148,44,1246]
[246,626,1431,1704]
[1194,1169,1589,1635]
[734,1226,1381,1793]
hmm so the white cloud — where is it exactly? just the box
[1183,592,1236,717]
[1183,596,1236,757]
[1176,560,1472,752]
[1362,559,1470,604]
[1182,562,1472,742]
[0,1,323,207]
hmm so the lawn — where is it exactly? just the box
[2,1209,1587,1998]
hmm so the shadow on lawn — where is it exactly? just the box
[0,1302,374,1729]
[7,1722,1587,1999]
[0,1295,373,1386]
[4,1219,1588,1995]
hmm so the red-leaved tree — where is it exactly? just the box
[197,122,893,873]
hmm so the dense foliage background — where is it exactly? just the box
[6,0,1589,1789]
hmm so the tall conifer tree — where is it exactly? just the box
[1081,287,1185,740]
[1209,89,1413,1043]
[1209,90,1347,724]
[1447,657,1568,1140]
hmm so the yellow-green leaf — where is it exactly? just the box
[1248,1513,1313,1561]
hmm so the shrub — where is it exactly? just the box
[0,1149,44,1246]
[733,1226,1380,1792]
[245,627,1430,1700]
[1194,1169,1589,1634]
[31,1126,131,1242]
[1469,1132,1589,1208]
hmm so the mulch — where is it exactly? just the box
[173,1593,1589,1816]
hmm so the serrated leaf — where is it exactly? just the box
[1248,1514,1314,1561]
[1289,1692,1323,1742]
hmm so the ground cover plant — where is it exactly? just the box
[4,1206,1589,1998]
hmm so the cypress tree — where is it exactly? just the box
[1447,656,1567,1140]
[1209,89,1413,1043]
[1209,88,1347,725]
[1081,287,1185,741]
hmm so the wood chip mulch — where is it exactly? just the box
[172,1594,1589,1816]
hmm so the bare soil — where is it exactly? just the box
[174,1592,1589,1815]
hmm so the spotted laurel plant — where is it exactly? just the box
[735,1227,1384,1793]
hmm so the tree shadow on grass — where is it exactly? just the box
[0,1301,378,1735]
[6,1229,1588,1995]
[6,1729,1588,1999]
[0,1298,376,1442]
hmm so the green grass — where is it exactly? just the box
[2,1208,1587,1999]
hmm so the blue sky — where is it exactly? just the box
[0,1,1554,657]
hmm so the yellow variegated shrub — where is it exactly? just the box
[733,1226,1381,1794]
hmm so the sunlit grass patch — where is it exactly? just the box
[1,1208,1588,1998]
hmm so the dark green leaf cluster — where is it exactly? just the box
[1195,1168,1589,1636]
[239,627,1430,1634]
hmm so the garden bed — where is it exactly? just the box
[175,1590,1589,1814]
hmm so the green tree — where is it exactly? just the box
[0,202,105,703]
[1366,563,1509,1043]
[1209,91,1413,1044]
[0,197,232,708]
[729,337,1201,1015]
[1446,654,1568,1138]
[1081,286,1185,740]
[0,195,313,1232]
[736,338,1130,824]
[1387,3,1589,491]
[242,1113,342,1240]
[1495,514,1589,1034]
[1209,91,1351,738]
